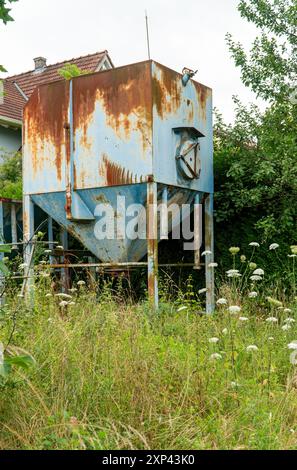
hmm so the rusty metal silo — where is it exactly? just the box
[23,60,214,311]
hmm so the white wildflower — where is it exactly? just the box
[217,298,227,305]
[288,254,297,258]
[227,272,242,278]
[253,268,264,276]
[268,337,274,341]
[231,381,240,388]
[228,306,241,314]
[282,324,291,331]
[56,246,64,250]
[266,317,278,323]
[222,328,228,335]
[248,291,258,298]
[19,263,28,270]
[198,288,207,294]
[69,288,78,293]
[210,353,222,360]
[55,293,72,300]
[250,275,263,281]
[284,308,292,313]
[226,269,240,275]
[288,341,297,350]
[44,249,52,254]
[284,318,295,324]
[59,301,69,308]
[249,242,260,247]
[201,250,212,256]
[77,280,86,286]
[45,293,52,298]
[177,306,188,312]
[269,243,279,250]
[246,345,259,352]
[239,317,249,322]
[209,337,219,344]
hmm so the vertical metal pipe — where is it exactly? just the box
[147,181,158,309]
[60,228,70,292]
[23,195,35,301]
[194,193,201,270]
[160,187,168,240]
[11,203,18,250]
[205,194,215,313]
[0,201,5,306]
[48,216,56,265]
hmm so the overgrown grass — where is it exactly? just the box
[1,271,297,450]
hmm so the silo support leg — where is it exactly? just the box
[23,195,35,303]
[147,182,159,310]
[205,194,215,314]
[60,228,70,292]
[0,201,5,305]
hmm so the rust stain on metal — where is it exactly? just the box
[73,62,152,148]
[99,153,135,186]
[152,65,182,118]
[193,82,211,122]
[24,81,69,182]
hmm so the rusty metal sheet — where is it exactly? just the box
[23,80,70,195]
[72,61,153,190]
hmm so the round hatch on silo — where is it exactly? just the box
[174,127,203,180]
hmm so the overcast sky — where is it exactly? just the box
[0,0,263,123]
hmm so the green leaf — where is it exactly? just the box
[6,355,36,370]
[0,361,11,378]
[0,244,11,253]
[0,260,9,275]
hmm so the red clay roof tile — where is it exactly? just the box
[0,51,112,123]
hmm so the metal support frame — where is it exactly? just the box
[147,181,159,309]
[23,195,35,302]
[60,228,70,292]
[11,203,18,250]
[0,201,5,305]
[205,193,215,314]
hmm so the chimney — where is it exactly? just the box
[34,57,47,72]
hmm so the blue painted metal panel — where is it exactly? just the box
[24,60,213,263]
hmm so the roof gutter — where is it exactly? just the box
[0,115,22,129]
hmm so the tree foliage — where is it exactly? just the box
[0,151,22,199]
[215,0,297,271]
[226,0,297,102]
[0,1,18,73]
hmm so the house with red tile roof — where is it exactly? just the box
[0,50,113,159]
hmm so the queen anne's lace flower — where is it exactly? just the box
[248,291,258,298]
[269,243,279,250]
[209,337,219,344]
[266,317,278,323]
[201,251,212,256]
[246,345,259,352]
[249,242,260,247]
[253,268,264,276]
[250,275,262,281]
[210,353,222,360]
[217,298,227,305]
[228,306,241,314]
